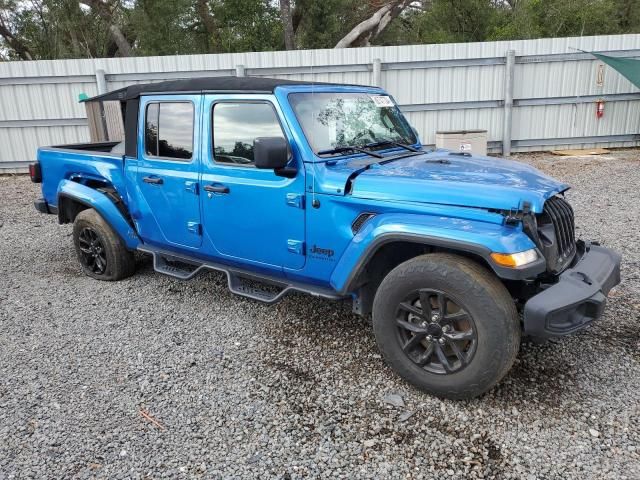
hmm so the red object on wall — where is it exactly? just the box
[596,99,605,119]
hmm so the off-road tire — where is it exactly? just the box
[73,208,136,281]
[372,253,520,399]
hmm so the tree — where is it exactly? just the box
[195,0,220,52]
[131,0,201,55]
[79,0,132,56]
[279,0,295,49]
[1,0,639,60]
[0,0,34,59]
[335,0,415,48]
[210,0,282,52]
[0,18,33,59]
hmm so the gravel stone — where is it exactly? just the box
[1,149,639,479]
[383,393,405,408]
[398,410,416,423]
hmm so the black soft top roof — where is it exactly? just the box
[83,76,364,102]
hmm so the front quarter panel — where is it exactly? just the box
[330,212,542,293]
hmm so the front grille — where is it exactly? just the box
[538,196,576,273]
[545,196,576,258]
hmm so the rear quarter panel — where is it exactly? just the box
[38,147,127,208]
[37,146,139,249]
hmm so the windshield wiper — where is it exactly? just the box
[317,145,383,159]
[363,140,420,153]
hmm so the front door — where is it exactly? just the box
[135,96,202,249]
[200,96,306,270]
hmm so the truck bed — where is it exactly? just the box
[49,141,124,154]
[37,143,127,209]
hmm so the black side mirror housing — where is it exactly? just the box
[254,137,296,178]
[254,137,289,169]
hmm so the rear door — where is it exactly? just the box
[134,95,203,249]
[200,95,306,270]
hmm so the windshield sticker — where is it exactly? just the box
[370,95,395,108]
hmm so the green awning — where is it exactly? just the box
[591,53,640,89]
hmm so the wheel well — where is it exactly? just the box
[58,196,90,224]
[351,240,497,316]
[58,180,131,225]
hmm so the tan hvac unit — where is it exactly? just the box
[436,129,488,155]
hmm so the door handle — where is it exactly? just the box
[143,176,163,185]
[203,184,230,194]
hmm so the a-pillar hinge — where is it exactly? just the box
[286,193,305,209]
[187,222,201,235]
[287,239,305,255]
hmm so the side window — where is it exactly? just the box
[145,103,159,157]
[144,102,194,160]
[213,102,285,166]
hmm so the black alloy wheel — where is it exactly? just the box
[396,289,477,374]
[77,227,108,275]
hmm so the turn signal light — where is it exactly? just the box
[490,249,538,268]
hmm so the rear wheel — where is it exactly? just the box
[73,208,136,281]
[372,253,520,399]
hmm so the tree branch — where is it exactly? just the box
[79,0,131,56]
[0,14,33,59]
[335,0,415,48]
[279,0,295,50]
[195,0,220,52]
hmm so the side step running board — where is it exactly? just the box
[152,252,202,280]
[139,247,344,305]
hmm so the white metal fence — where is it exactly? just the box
[1,34,640,172]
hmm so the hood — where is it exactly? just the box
[340,150,568,213]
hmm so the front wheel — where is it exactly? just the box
[72,208,136,281]
[372,253,520,400]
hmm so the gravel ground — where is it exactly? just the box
[1,149,639,479]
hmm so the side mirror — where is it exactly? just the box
[254,137,289,170]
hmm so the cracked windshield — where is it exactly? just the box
[290,92,417,154]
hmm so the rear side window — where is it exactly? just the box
[145,102,194,160]
[212,102,285,166]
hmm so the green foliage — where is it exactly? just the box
[379,0,638,46]
[211,0,283,52]
[1,0,115,59]
[0,0,639,60]
[490,0,622,40]
[131,0,201,56]
[293,0,364,49]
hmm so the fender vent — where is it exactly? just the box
[351,212,376,235]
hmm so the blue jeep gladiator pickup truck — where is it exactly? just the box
[31,76,621,399]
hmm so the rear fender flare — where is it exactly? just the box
[57,179,140,250]
[330,212,545,294]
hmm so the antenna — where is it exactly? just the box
[310,50,320,209]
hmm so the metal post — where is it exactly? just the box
[235,64,245,77]
[372,58,382,87]
[95,69,107,95]
[502,50,515,157]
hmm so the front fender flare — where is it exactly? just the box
[330,212,545,294]
[57,179,140,250]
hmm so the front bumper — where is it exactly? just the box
[523,241,621,339]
